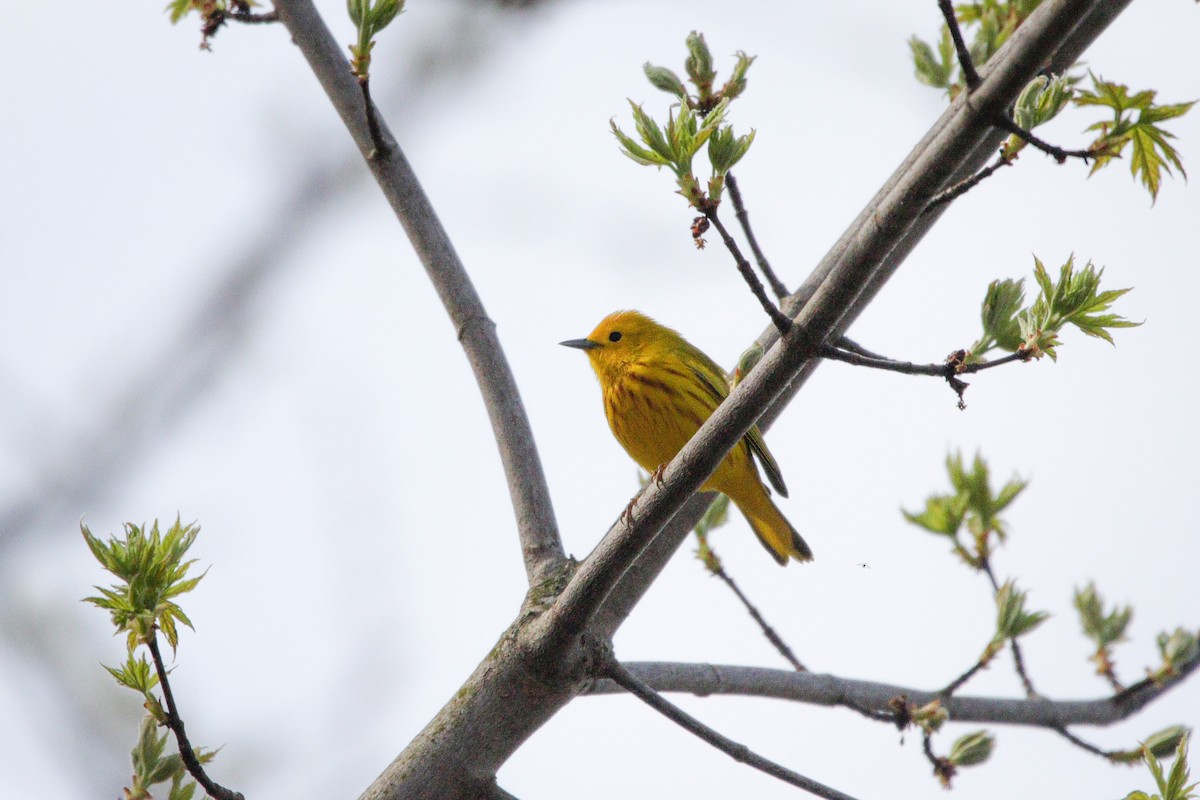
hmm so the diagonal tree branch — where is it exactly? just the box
[271,0,564,586]
[588,657,1200,728]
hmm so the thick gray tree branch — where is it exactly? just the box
[271,0,565,586]
[589,659,1199,728]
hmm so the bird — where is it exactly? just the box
[560,310,812,565]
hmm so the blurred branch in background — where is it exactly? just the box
[0,1,559,792]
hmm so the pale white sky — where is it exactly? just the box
[2,2,1198,799]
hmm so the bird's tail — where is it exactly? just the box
[737,493,814,566]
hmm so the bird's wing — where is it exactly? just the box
[685,347,789,499]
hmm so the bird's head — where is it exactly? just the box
[560,310,674,380]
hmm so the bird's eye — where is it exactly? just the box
[608,331,622,343]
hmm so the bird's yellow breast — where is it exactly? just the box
[601,360,753,494]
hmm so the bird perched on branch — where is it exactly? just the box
[561,310,812,565]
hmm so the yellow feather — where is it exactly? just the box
[562,310,812,565]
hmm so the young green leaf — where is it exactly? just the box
[948,730,995,767]
[644,63,688,100]
[994,580,1049,641]
[1077,75,1196,202]
[1074,582,1132,649]
[1018,255,1140,360]
[971,277,1026,358]
[718,51,756,102]
[82,518,206,653]
[685,31,716,101]
[909,33,953,90]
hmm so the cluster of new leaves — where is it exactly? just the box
[967,254,1139,362]
[1077,78,1197,202]
[905,454,1195,780]
[83,518,205,653]
[1126,737,1197,800]
[125,714,213,800]
[347,0,405,80]
[904,451,1026,569]
[910,1,1195,201]
[83,518,214,800]
[611,33,756,210]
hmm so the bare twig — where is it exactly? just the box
[925,149,1016,209]
[992,113,1095,163]
[726,173,789,299]
[709,562,807,671]
[942,656,995,697]
[938,0,980,89]
[605,658,860,800]
[147,635,243,800]
[704,208,793,333]
[924,730,957,787]
[271,0,565,586]
[819,343,1026,377]
[1052,726,1116,758]
[819,341,1028,408]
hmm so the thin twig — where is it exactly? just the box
[710,564,807,671]
[704,209,793,334]
[819,344,1026,377]
[1053,726,1116,758]
[941,655,994,697]
[147,635,243,800]
[923,731,957,787]
[819,342,1028,408]
[938,0,980,89]
[605,658,860,800]
[229,9,278,23]
[726,173,789,299]
[992,113,1094,163]
[830,336,887,361]
[925,150,1016,210]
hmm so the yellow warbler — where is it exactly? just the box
[561,310,812,565]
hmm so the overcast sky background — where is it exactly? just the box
[2,1,1199,798]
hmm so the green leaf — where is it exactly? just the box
[972,278,1026,357]
[717,51,756,101]
[643,63,687,100]
[82,517,206,653]
[610,119,671,168]
[1018,255,1140,359]
[995,580,1049,640]
[685,31,715,99]
[909,34,952,90]
[1077,75,1196,202]
[904,452,1026,567]
[695,494,730,537]
[1145,727,1191,761]
[1073,582,1132,648]
[948,730,995,767]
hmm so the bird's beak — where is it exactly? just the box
[559,338,600,351]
